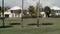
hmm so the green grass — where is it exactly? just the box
[0,18,60,34]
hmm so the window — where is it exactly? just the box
[11,10,13,13]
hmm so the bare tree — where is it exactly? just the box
[21,0,24,27]
[2,0,5,27]
[36,0,43,27]
[36,0,40,27]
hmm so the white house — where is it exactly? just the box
[40,12,46,18]
[51,6,60,15]
[1,6,30,18]
[1,6,23,18]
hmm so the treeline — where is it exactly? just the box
[0,6,10,11]
[27,5,55,17]
[0,5,55,18]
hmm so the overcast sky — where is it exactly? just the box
[0,0,60,9]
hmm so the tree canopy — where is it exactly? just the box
[28,5,36,16]
[44,6,51,17]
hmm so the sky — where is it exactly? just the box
[0,0,60,9]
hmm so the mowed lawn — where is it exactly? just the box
[0,18,60,34]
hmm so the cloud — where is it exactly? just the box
[40,0,60,7]
[0,0,60,8]
[24,0,38,8]
[4,0,22,7]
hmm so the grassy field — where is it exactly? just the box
[0,18,60,34]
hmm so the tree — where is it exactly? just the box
[23,10,27,15]
[13,9,21,17]
[0,6,1,13]
[28,5,36,16]
[1,6,10,12]
[36,1,42,27]
[0,6,1,11]
[0,6,10,16]
[1,6,10,27]
[36,2,42,16]
[51,9,55,15]
[44,6,51,17]
[4,7,10,11]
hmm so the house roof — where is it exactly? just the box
[10,6,22,10]
[51,6,60,10]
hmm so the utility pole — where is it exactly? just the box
[37,0,40,27]
[21,0,24,27]
[2,0,5,27]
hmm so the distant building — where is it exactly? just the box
[1,6,22,18]
[51,6,60,15]
[1,6,29,18]
[40,12,46,18]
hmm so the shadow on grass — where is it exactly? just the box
[28,23,40,26]
[0,26,13,28]
[28,23,53,26]
[41,23,53,25]
[10,23,20,25]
